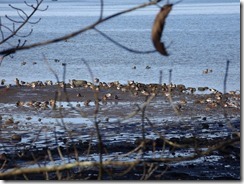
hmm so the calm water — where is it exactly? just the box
[0,0,240,92]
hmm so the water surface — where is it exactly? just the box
[0,0,240,92]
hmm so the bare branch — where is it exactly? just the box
[94,28,156,54]
[99,0,104,21]
[15,28,33,38]
[0,18,4,40]
[145,137,240,163]
[0,136,239,178]
[224,60,230,94]
[0,0,47,45]
[8,4,28,20]
[24,1,49,12]
[0,0,162,55]
[83,59,104,179]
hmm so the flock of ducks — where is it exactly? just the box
[0,77,240,111]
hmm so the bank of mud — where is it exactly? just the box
[0,80,240,180]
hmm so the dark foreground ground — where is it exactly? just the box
[0,80,240,180]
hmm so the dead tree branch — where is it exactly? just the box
[0,0,163,56]
[0,0,48,63]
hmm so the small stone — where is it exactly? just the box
[202,123,209,129]
[218,123,224,127]
[202,117,207,121]
[26,117,32,120]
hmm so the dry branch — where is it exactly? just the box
[0,136,239,178]
[0,0,163,56]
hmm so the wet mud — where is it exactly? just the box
[0,81,240,180]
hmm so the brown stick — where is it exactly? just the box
[151,4,173,56]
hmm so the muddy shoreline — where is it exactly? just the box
[0,80,240,180]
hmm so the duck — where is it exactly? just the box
[187,87,196,94]
[141,90,150,96]
[102,95,108,103]
[45,80,53,86]
[15,78,21,86]
[20,81,26,85]
[94,78,99,83]
[21,61,27,66]
[179,99,187,105]
[77,93,82,97]
[1,79,5,85]
[114,94,119,100]
[202,69,213,74]
[11,134,21,142]
[84,99,91,106]
[49,99,56,109]
[16,101,25,107]
[105,93,112,98]
[4,118,14,125]
[209,88,218,94]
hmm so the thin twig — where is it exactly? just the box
[94,28,156,54]
[223,60,230,94]
[0,136,238,178]
[83,59,104,180]
[99,0,104,21]
[0,0,162,55]
[0,0,47,45]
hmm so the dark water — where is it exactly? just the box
[0,0,240,92]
